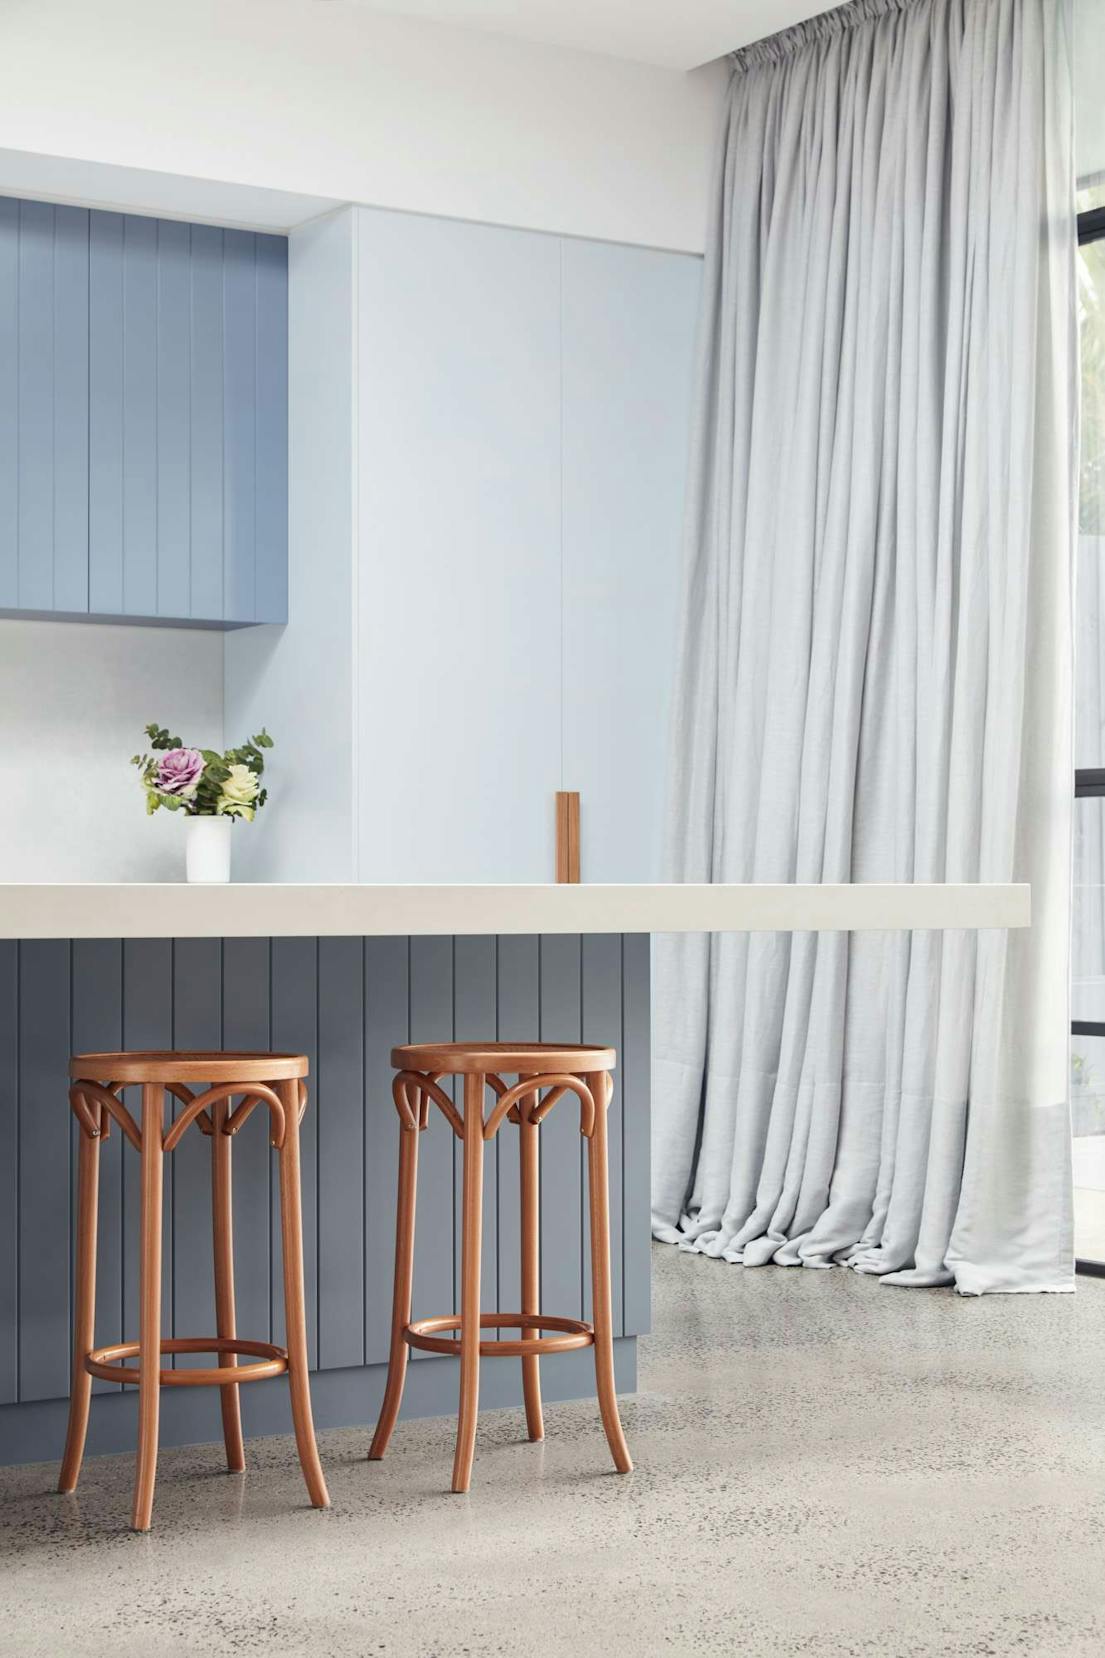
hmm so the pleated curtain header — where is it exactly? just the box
[732,0,930,72]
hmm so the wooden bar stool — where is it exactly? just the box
[58,1051,330,1531]
[368,1041,633,1493]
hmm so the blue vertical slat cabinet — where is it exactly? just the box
[0,194,288,627]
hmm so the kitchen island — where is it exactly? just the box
[0,881,1029,1467]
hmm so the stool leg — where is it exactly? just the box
[58,1098,102,1494]
[132,1083,165,1532]
[276,1080,330,1510]
[585,1073,632,1475]
[452,1072,485,1494]
[518,1079,543,1442]
[368,1109,420,1460]
[211,1100,245,1473]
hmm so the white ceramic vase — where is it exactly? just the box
[186,815,232,883]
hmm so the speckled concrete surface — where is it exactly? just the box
[1,1247,1103,1658]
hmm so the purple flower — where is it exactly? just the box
[156,747,204,796]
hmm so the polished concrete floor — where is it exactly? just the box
[1,1246,1102,1658]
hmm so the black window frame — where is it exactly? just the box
[1073,205,1105,1276]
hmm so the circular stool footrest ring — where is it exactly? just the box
[404,1312,594,1359]
[84,1336,289,1387]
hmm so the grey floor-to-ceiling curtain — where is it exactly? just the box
[654,0,1077,1292]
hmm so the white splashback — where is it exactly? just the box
[0,617,223,881]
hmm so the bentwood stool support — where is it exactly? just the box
[368,1042,633,1493]
[58,1051,330,1531]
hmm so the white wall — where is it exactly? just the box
[0,0,726,254]
[0,619,223,880]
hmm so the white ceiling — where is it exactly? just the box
[342,1,836,70]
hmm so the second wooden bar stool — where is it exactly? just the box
[59,1050,330,1531]
[369,1041,633,1493]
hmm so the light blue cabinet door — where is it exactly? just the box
[356,209,562,881]
[1,197,288,626]
[0,201,90,614]
[561,239,700,881]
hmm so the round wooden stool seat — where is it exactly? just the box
[391,1040,616,1075]
[70,1050,308,1085]
[370,1040,632,1493]
[58,1049,329,1530]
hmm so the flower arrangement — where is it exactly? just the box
[131,724,274,822]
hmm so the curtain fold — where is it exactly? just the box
[654,0,1077,1292]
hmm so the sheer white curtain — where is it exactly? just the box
[654,0,1077,1292]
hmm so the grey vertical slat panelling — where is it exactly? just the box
[317,937,365,1369]
[89,211,125,615]
[0,198,17,606]
[189,224,225,620]
[495,936,540,1328]
[17,201,54,612]
[581,934,624,1334]
[223,230,257,624]
[538,935,584,1321]
[220,940,272,1353]
[363,935,409,1366]
[270,937,319,1359]
[170,939,222,1370]
[122,215,158,618]
[2,931,646,1419]
[52,206,90,614]
[622,933,651,1336]
[18,941,70,1401]
[71,941,123,1393]
[254,233,289,624]
[120,941,173,1345]
[0,943,17,1403]
[453,937,498,1319]
[408,938,455,1350]
[156,220,191,620]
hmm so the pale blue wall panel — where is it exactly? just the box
[356,209,561,881]
[189,223,225,621]
[17,201,55,612]
[52,206,90,614]
[254,233,288,624]
[224,210,353,882]
[222,230,257,623]
[561,240,700,882]
[89,211,125,615]
[122,215,158,618]
[156,220,191,620]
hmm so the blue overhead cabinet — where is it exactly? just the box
[0,197,288,626]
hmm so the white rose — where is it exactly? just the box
[218,763,260,821]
